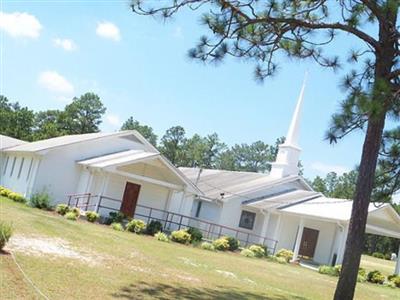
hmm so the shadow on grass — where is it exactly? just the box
[111,281,309,300]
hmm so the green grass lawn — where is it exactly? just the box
[360,254,396,277]
[0,197,398,300]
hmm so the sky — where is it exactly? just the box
[0,0,385,182]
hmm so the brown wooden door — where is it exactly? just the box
[299,227,319,258]
[120,182,141,218]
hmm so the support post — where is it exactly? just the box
[395,245,400,275]
[259,211,270,244]
[272,213,282,254]
[291,218,305,263]
[336,224,349,265]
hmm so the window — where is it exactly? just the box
[26,158,34,181]
[3,156,9,175]
[17,158,25,179]
[239,210,256,230]
[9,157,17,177]
[195,201,202,218]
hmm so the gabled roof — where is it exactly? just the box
[79,150,202,195]
[179,167,311,202]
[4,131,147,154]
[78,149,159,168]
[0,135,28,150]
[280,197,400,238]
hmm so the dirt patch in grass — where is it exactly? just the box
[7,235,104,266]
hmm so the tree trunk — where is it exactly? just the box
[334,5,397,297]
[333,112,386,300]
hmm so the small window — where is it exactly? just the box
[9,157,17,177]
[26,158,34,181]
[195,201,202,218]
[17,158,25,179]
[3,156,9,175]
[239,210,256,230]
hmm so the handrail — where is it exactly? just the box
[66,193,278,252]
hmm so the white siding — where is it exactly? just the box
[1,154,37,197]
[93,172,171,218]
[275,214,337,265]
[29,134,146,204]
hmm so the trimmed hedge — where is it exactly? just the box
[126,219,146,234]
[154,232,169,242]
[56,204,70,216]
[367,270,385,284]
[213,237,230,251]
[171,229,191,244]
[85,211,100,223]
[0,186,26,203]
[146,220,163,236]
[65,212,78,221]
[186,227,203,243]
[241,248,256,258]
[201,242,215,251]
[276,249,294,262]
[249,245,266,258]
[111,223,124,231]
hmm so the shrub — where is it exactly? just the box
[111,222,124,231]
[186,227,203,243]
[70,207,80,217]
[65,212,78,221]
[0,187,11,198]
[0,222,12,250]
[85,211,100,223]
[367,270,385,284]
[276,249,294,262]
[126,219,146,234]
[241,249,255,258]
[105,212,125,225]
[201,242,215,251]
[388,275,400,288]
[154,232,169,242]
[334,265,342,275]
[318,265,338,277]
[29,191,51,210]
[8,192,26,203]
[249,245,266,258]
[269,255,287,264]
[146,220,163,236]
[213,237,230,251]
[170,229,191,244]
[56,204,70,216]
[224,236,240,251]
[372,252,385,259]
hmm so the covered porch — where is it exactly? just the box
[280,197,400,275]
[72,149,199,218]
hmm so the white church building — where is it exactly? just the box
[0,83,399,274]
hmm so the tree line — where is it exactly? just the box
[0,94,282,172]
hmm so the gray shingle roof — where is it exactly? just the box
[179,167,307,201]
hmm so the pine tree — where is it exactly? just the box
[130,1,400,298]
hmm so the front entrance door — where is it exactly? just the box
[120,182,141,218]
[299,227,319,258]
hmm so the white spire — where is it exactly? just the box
[285,73,307,147]
[270,73,307,178]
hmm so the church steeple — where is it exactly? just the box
[270,75,307,178]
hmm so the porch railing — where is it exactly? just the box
[66,193,278,254]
